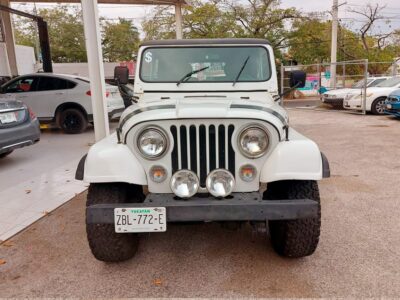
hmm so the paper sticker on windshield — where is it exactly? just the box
[145,52,152,63]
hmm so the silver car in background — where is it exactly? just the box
[0,99,40,158]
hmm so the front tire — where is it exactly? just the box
[58,108,88,134]
[263,180,321,258]
[371,97,386,115]
[86,183,145,262]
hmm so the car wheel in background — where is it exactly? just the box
[58,108,88,134]
[371,97,386,115]
[0,150,13,158]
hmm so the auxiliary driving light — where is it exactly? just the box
[170,170,199,198]
[239,164,257,182]
[206,169,235,198]
[149,165,167,183]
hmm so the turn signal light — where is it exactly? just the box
[149,165,167,183]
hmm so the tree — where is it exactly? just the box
[142,0,238,40]
[228,0,299,49]
[13,5,87,62]
[142,0,299,51]
[102,18,140,62]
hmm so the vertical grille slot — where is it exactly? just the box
[228,125,235,176]
[189,125,197,174]
[170,123,235,188]
[180,125,188,169]
[171,125,178,173]
[209,125,216,171]
[199,125,207,186]
[218,125,225,168]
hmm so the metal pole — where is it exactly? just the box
[330,0,338,89]
[0,0,18,76]
[317,63,321,100]
[37,19,52,72]
[174,3,183,39]
[33,2,40,63]
[81,0,109,141]
[362,59,368,115]
[280,64,284,106]
[342,62,345,88]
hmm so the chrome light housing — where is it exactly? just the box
[137,126,168,159]
[170,170,199,198]
[206,169,235,198]
[238,125,269,158]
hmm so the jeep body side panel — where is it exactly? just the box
[260,129,325,182]
[83,133,147,185]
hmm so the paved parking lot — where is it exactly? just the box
[1,109,400,297]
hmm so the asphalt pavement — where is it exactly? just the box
[1,109,400,297]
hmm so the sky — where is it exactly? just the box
[11,0,400,35]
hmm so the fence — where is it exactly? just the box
[280,59,399,115]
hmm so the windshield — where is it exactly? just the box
[352,79,372,88]
[376,77,400,87]
[140,46,271,83]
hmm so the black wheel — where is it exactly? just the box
[263,180,321,258]
[86,183,145,262]
[58,108,88,134]
[0,150,13,158]
[371,97,386,115]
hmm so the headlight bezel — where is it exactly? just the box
[237,124,270,159]
[136,125,169,160]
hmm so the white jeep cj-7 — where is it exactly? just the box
[76,39,330,262]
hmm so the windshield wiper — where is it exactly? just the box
[232,56,250,86]
[176,66,210,86]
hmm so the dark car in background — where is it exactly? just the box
[0,100,40,158]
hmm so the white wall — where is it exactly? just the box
[51,62,122,78]
[0,43,36,76]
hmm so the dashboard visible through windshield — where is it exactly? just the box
[139,46,271,83]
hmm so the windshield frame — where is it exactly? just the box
[138,45,272,84]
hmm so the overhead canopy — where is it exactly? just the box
[11,0,186,4]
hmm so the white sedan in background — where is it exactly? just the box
[322,77,389,107]
[343,76,400,115]
[0,73,125,134]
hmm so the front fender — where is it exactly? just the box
[76,133,147,185]
[260,129,330,182]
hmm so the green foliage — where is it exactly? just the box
[102,18,140,61]
[39,6,87,62]
[142,0,299,54]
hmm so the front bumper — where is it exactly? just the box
[0,118,40,154]
[86,192,319,223]
[343,98,363,110]
[322,97,344,105]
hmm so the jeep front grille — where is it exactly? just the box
[170,124,235,187]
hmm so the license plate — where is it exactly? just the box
[114,207,166,233]
[0,112,17,124]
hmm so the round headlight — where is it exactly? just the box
[170,170,199,198]
[137,127,168,159]
[206,169,235,198]
[238,126,269,158]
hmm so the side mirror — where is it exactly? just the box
[289,70,306,88]
[114,66,129,85]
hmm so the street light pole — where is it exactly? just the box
[330,0,338,89]
[175,3,183,39]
